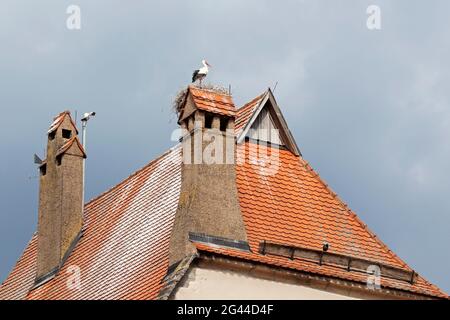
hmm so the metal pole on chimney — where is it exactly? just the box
[81,112,96,213]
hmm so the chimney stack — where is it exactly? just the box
[168,86,247,265]
[35,111,86,283]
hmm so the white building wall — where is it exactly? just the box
[174,267,358,300]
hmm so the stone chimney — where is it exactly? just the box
[168,86,247,265]
[36,111,86,283]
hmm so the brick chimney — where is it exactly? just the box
[168,86,247,265]
[35,111,86,283]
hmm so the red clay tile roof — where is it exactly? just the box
[0,91,447,300]
[188,86,236,117]
[235,92,266,133]
[0,235,38,300]
[194,142,447,299]
[0,146,182,300]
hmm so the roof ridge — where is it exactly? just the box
[188,84,232,96]
[53,110,71,120]
[299,157,411,270]
[238,91,267,112]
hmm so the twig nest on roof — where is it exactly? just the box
[173,87,188,117]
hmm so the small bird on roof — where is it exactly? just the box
[192,59,211,86]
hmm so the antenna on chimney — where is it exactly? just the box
[272,81,278,93]
[81,111,96,212]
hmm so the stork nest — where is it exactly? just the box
[172,83,230,117]
[172,87,188,117]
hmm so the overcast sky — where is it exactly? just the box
[1,0,449,293]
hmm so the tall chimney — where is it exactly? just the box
[35,111,86,283]
[168,86,247,265]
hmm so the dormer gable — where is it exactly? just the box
[237,89,301,156]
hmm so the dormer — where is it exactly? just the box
[237,89,301,156]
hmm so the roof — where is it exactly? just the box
[235,92,266,133]
[48,111,79,135]
[1,146,182,300]
[56,136,86,158]
[0,235,38,300]
[187,86,236,117]
[193,142,447,298]
[0,90,447,300]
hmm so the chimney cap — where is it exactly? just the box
[48,111,79,135]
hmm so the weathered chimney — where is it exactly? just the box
[36,111,86,283]
[168,86,247,265]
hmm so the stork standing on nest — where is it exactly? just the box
[192,59,211,87]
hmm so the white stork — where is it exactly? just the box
[192,59,211,86]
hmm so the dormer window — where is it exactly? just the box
[62,129,72,139]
